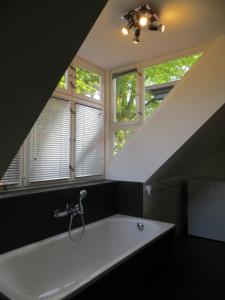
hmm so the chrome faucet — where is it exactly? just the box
[54,190,87,218]
[54,190,87,242]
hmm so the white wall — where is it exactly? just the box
[106,36,225,183]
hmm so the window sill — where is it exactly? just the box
[0,179,115,199]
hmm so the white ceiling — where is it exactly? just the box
[78,0,225,70]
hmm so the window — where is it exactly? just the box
[111,52,202,155]
[1,151,21,186]
[144,53,202,118]
[28,98,70,183]
[57,71,68,91]
[145,82,174,118]
[75,104,104,177]
[111,69,139,156]
[114,129,135,156]
[0,57,105,191]
[113,70,138,123]
[75,66,101,101]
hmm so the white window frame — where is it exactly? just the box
[111,69,142,127]
[71,57,105,107]
[109,44,206,159]
[1,56,105,192]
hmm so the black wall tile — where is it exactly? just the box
[116,181,144,217]
[0,181,117,254]
[0,180,145,255]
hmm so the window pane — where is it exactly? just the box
[75,66,101,100]
[28,98,70,182]
[144,53,202,118]
[145,53,202,86]
[145,84,174,118]
[115,72,137,122]
[114,129,135,155]
[0,151,20,185]
[57,71,68,90]
[75,104,104,177]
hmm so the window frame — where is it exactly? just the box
[1,56,105,192]
[72,57,105,106]
[55,69,71,96]
[109,45,205,159]
[111,69,142,127]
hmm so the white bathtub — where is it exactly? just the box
[0,214,174,300]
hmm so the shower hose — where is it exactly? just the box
[68,213,85,242]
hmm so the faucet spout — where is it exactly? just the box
[54,209,69,218]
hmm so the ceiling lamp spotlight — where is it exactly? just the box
[133,28,141,44]
[121,27,129,35]
[121,3,165,44]
[139,15,148,27]
[121,19,135,35]
[138,4,148,27]
[160,24,165,33]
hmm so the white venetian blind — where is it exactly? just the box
[28,97,70,183]
[0,151,20,185]
[75,104,104,177]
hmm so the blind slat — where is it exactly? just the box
[28,97,70,183]
[1,152,20,185]
[75,104,104,177]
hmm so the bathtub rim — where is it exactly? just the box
[0,214,174,262]
[0,214,175,300]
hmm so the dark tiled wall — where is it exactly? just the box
[116,181,144,217]
[0,180,144,255]
[0,181,117,254]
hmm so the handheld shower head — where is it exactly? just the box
[80,190,87,201]
[79,190,87,213]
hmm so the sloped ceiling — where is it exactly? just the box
[78,0,225,69]
[0,0,107,179]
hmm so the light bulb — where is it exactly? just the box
[160,24,165,32]
[139,16,148,27]
[121,27,129,35]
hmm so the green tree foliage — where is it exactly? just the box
[114,129,135,155]
[144,53,202,117]
[75,66,100,100]
[58,74,67,89]
[57,66,100,101]
[116,72,137,122]
[145,53,202,86]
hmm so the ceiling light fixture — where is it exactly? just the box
[133,27,141,44]
[121,3,165,44]
[139,15,148,27]
[121,27,129,35]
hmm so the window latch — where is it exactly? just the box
[69,165,75,172]
[70,108,76,115]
